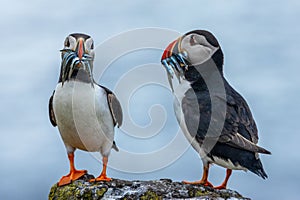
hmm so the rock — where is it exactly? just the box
[49,174,250,200]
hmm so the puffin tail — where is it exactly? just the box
[249,159,268,179]
[112,141,119,152]
[256,145,271,155]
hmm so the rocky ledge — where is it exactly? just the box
[49,174,250,200]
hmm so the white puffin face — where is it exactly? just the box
[63,35,77,50]
[180,33,219,66]
[84,37,95,60]
[62,35,95,60]
[85,37,94,55]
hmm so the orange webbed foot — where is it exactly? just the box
[90,174,112,182]
[58,169,87,186]
[213,184,227,190]
[214,169,232,190]
[90,156,111,183]
[182,180,214,187]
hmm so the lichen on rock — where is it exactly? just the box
[49,174,250,200]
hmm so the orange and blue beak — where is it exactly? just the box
[161,38,188,91]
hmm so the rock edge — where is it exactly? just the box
[49,174,250,200]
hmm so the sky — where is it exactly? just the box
[1,0,300,199]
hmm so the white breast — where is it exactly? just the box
[173,80,204,154]
[53,81,114,155]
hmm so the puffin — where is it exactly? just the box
[49,33,123,186]
[161,30,271,189]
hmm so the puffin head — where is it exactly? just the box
[161,30,224,89]
[59,33,95,86]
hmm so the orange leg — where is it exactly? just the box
[214,169,232,189]
[183,164,213,187]
[90,156,111,182]
[58,153,87,186]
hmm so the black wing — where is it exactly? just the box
[215,90,270,154]
[48,91,57,127]
[100,85,123,128]
[182,84,270,154]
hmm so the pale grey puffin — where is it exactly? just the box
[49,33,122,186]
[161,30,271,189]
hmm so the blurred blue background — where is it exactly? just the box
[1,0,299,199]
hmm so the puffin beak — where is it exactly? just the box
[76,39,84,60]
[161,38,188,91]
[161,39,178,78]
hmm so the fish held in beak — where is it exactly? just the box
[60,49,94,87]
[161,51,188,92]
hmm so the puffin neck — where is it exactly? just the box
[70,68,93,83]
[58,68,93,84]
[211,48,224,73]
[185,58,225,92]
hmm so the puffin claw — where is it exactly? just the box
[182,180,214,188]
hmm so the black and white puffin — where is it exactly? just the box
[49,33,122,186]
[161,30,271,189]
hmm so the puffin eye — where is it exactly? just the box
[190,35,197,46]
[190,35,209,48]
[90,42,94,50]
[64,38,70,47]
